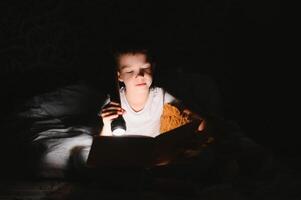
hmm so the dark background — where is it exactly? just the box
[0,0,297,159]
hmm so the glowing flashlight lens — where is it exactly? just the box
[112,128,126,136]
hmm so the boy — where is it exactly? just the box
[99,45,205,137]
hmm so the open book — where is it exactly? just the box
[87,120,211,168]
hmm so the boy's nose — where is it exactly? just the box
[136,69,145,77]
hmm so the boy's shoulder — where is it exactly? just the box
[150,87,170,98]
[151,86,164,93]
[151,86,172,93]
[151,87,179,104]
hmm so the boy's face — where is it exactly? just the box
[117,53,153,92]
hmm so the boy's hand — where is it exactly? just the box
[99,101,126,127]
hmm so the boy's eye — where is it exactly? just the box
[125,71,133,74]
[143,68,152,73]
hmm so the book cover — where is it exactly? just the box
[86,120,209,168]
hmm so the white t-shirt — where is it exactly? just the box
[103,87,178,138]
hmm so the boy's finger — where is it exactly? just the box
[102,101,120,109]
[109,101,120,106]
[101,110,124,118]
[102,106,122,112]
[197,120,205,132]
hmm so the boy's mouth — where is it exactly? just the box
[136,83,147,86]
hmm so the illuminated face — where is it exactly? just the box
[117,53,153,92]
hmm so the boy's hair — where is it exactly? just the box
[111,41,155,71]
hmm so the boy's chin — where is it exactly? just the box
[134,85,150,92]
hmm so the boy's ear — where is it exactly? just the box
[117,72,123,82]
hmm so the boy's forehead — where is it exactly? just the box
[118,53,150,68]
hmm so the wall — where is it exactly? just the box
[0,0,296,154]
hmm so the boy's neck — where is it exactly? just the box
[125,88,150,112]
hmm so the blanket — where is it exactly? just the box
[5,77,269,181]
[8,82,106,178]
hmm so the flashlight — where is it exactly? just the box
[110,68,127,136]
[111,115,127,136]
